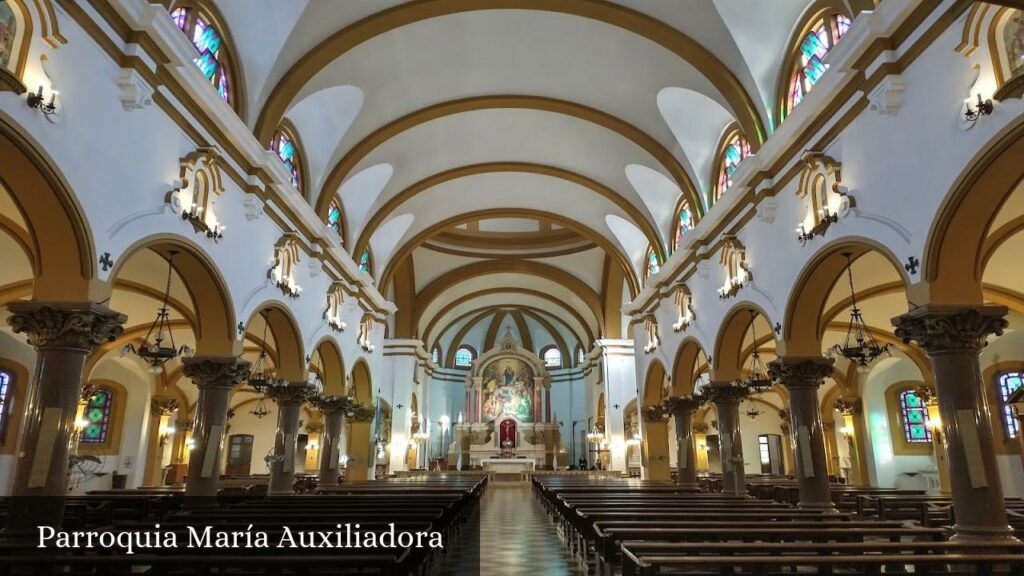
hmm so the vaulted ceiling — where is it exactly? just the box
[209,0,875,348]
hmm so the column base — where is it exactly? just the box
[951,523,1018,542]
[674,482,701,492]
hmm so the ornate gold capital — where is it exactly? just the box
[7,301,126,351]
[641,404,668,422]
[182,356,251,390]
[663,394,705,415]
[151,397,179,416]
[892,305,1008,354]
[692,422,709,434]
[309,394,354,415]
[702,382,749,405]
[264,381,317,406]
[767,356,834,390]
[347,403,376,422]
[834,397,862,416]
[305,422,325,434]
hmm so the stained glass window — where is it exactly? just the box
[543,347,562,368]
[270,130,302,192]
[644,246,660,280]
[998,372,1023,438]
[577,347,585,366]
[327,201,343,239]
[454,346,474,368]
[898,389,931,444]
[787,14,852,114]
[169,6,233,105]
[673,202,694,252]
[431,346,441,365]
[358,250,371,274]
[80,388,113,444]
[0,370,10,443]
[714,132,752,202]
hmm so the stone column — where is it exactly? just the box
[265,382,316,495]
[464,382,472,424]
[5,302,125,536]
[144,398,179,487]
[663,395,704,489]
[346,405,376,481]
[768,357,836,511]
[778,408,797,476]
[182,356,250,504]
[310,395,350,488]
[703,382,749,496]
[544,382,552,423]
[822,421,839,478]
[473,377,483,423]
[835,398,869,486]
[915,386,952,494]
[893,305,1014,541]
[171,418,191,464]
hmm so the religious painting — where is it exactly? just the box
[0,1,19,72]
[480,357,535,422]
[1004,10,1024,81]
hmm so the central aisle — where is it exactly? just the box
[442,481,584,575]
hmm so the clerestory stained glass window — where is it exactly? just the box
[673,203,694,252]
[787,14,852,114]
[898,389,931,444]
[998,372,1023,438]
[327,201,343,239]
[270,130,302,192]
[169,6,233,105]
[714,132,752,202]
[80,388,113,444]
[644,246,660,281]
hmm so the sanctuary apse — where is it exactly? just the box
[2,0,1024,573]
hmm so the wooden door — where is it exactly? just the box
[225,434,253,476]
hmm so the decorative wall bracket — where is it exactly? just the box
[717,236,751,300]
[324,283,347,333]
[269,233,302,298]
[672,284,695,332]
[116,68,153,111]
[794,153,854,246]
[166,148,226,242]
[866,74,905,116]
[642,314,660,354]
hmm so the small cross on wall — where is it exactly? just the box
[99,252,114,272]
[905,256,920,275]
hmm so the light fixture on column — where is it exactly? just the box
[826,252,890,371]
[739,311,773,394]
[126,250,194,372]
[964,93,993,122]
[27,85,58,115]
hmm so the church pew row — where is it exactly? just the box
[532,475,1024,576]
[619,540,1024,576]
[855,494,1024,527]
[0,475,487,575]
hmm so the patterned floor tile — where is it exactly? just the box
[441,481,584,576]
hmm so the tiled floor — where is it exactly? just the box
[441,481,584,576]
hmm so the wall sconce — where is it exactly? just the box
[796,207,837,246]
[327,315,346,333]
[839,424,854,438]
[306,440,318,452]
[717,275,746,300]
[181,202,203,226]
[185,437,196,451]
[273,273,301,299]
[27,85,58,115]
[206,222,225,241]
[964,93,993,122]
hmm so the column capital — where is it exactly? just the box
[182,356,250,390]
[663,394,705,414]
[702,381,749,405]
[768,356,834,390]
[309,394,353,414]
[834,397,863,416]
[347,403,376,422]
[305,421,324,434]
[7,301,126,351]
[892,304,1007,354]
[642,404,669,422]
[778,407,791,423]
[264,381,317,406]
[693,422,709,434]
[151,397,179,417]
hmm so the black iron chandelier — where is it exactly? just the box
[741,311,773,394]
[827,252,890,371]
[126,250,192,373]
[744,401,763,420]
[247,310,279,419]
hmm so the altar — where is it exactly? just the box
[480,458,536,480]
